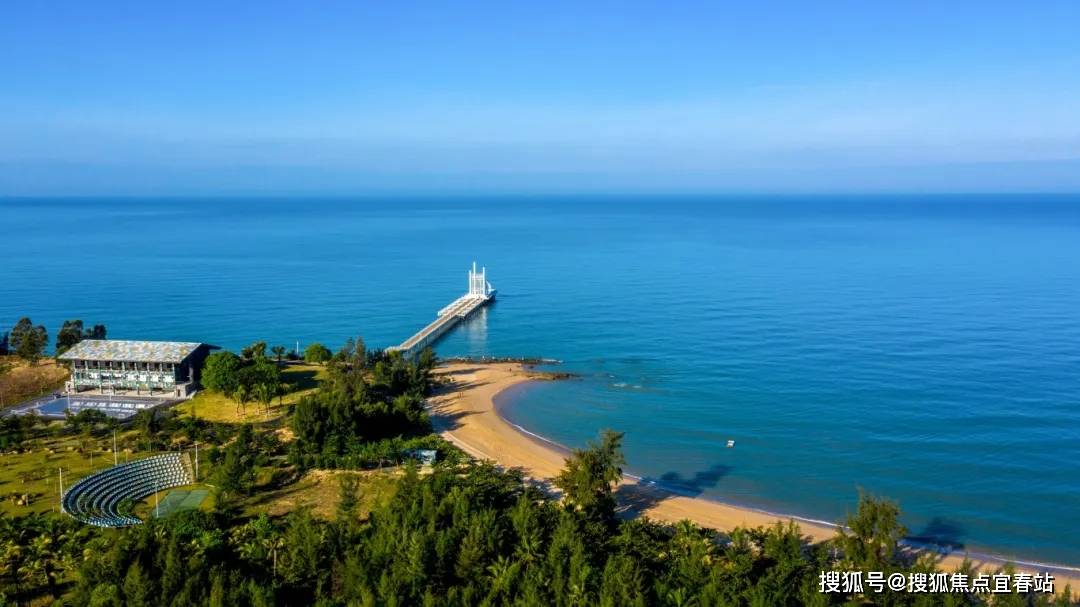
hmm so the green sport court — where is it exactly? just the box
[153,489,209,518]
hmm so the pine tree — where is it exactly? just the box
[336,473,360,524]
[835,491,907,571]
[554,429,625,524]
[55,319,85,355]
[122,561,154,607]
[10,317,47,363]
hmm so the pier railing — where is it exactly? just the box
[389,264,495,358]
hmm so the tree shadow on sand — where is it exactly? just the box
[424,375,491,432]
[430,377,492,397]
[426,407,479,432]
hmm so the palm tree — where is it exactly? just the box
[53,521,89,593]
[25,532,60,599]
[263,535,285,578]
[237,538,262,564]
[1,540,28,600]
[253,382,274,416]
[271,345,287,366]
[233,384,249,417]
[0,516,30,599]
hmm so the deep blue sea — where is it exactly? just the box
[3,196,1079,566]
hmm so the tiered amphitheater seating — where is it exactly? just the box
[62,453,193,527]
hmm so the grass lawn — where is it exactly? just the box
[174,362,328,424]
[243,468,399,521]
[0,427,154,516]
[0,356,69,409]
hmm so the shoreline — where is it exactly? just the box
[492,382,849,535]
[429,361,1080,587]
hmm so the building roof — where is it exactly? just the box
[58,340,209,363]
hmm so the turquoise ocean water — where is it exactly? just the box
[3,196,1079,566]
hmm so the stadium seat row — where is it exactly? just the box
[62,453,193,527]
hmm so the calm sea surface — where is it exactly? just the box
[3,196,1079,565]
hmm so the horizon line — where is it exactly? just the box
[4,191,1080,200]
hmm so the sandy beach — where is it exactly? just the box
[428,361,1080,589]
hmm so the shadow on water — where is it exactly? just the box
[615,463,733,517]
[657,465,733,495]
[908,516,967,551]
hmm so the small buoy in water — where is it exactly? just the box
[727,440,735,448]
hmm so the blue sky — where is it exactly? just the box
[2,1,1079,195]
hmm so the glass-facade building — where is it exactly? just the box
[59,340,218,397]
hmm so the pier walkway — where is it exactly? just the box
[389,263,495,358]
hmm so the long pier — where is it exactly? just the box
[389,263,496,358]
